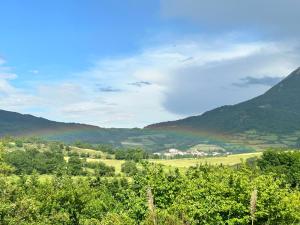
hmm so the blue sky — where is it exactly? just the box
[1,1,161,78]
[1,0,300,127]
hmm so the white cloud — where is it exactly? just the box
[0,36,299,128]
[29,70,39,74]
[0,73,17,80]
[162,42,299,114]
[0,58,38,111]
[0,80,38,112]
[54,37,298,126]
[0,57,5,65]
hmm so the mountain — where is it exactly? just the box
[0,109,100,136]
[147,68,300,135]
[0,109,208,151]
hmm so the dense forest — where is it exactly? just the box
[0,138,299,224]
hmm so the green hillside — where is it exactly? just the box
[0,110,252,152]
[147,68,300,135]
[0,109,101,136]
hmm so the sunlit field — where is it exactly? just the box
[78,152,262,173]
[148,152,262,168]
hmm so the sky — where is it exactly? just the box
[1,0,300,128]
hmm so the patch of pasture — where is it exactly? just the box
[148,152,262,169]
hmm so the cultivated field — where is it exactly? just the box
[148,152,262,169]
[80,152,262,172]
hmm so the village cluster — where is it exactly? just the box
[154,148,232,158]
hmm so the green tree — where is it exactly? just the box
[97,162,115,177]
[67,156,83,176]
[121,161,138,176]
[258,150,300,187]
[15,139,23,148]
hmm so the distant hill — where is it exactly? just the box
[0,109,100,136]
[147,68,300,135]
[0,110,214,151]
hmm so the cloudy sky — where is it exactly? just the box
[0,0,300,127]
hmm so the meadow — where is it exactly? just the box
[70,146,262,173]
[149,152,261,168]
[82,152,262,173]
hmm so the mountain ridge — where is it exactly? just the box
[0,109,100,136]
[146,68,300,135]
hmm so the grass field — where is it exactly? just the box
[86,158,125,173]
[70,146,113,159]
[64,156,125,173]
[82,152,262,172]
[148,152,262,169]
[68,146,263,173]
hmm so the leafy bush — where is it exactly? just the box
[97,162,115,177]
[67,156,84,175]
[121,161,138,176]
[4,148,65,174]
[115,148,148,161]
[258,150,300,187]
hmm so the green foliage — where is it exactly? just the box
[67,156,84,176]
[100,213,134,225]
[97,162,115,176]
[115,148,148,161]
[121,161,138,176]
[0,141,299,224]
[86,162,115,177]
[1,160,299,225]
[258,150,300,187]
[15,139,23,148]
[74,141,95,149]
[4,148,65,174]
[0,143,15,175]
